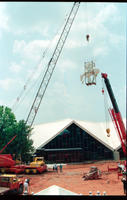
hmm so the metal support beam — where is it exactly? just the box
[26,2,80,126]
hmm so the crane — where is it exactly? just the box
[0,135,17,154]
[101,73,126,156]
[0,2,80,174]
[25,2,80,127]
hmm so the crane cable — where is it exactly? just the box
[85,3,96,63]
[11,11,70,113]
[84,2,91,85]
[11,38,56,112]
[11,52,47,112]
[102,78,110,137]
[85,2,90,54]
[84,3,97,86]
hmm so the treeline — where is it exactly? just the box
[0,106,35,162]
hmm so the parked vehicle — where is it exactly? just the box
[0,154,47,174]
[0,135,47,174]
[0,174,24,195]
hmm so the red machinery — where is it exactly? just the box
[0,154,47,174]
[0,174,24,195]
[0,135,17,155]
[0,135,17,168]
[101,73,126,175]
[0,135,47,174]
[101,73,126,156]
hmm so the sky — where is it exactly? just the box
[0,2,126,126]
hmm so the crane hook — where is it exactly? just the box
[102,88,104,94]
[106,128,110,137]
[86,34,90,42]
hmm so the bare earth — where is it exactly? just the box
[23,161,125,196]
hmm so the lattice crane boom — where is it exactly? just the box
[26,2,80,126]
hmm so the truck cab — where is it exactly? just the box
[30,157,45,167]
[0,174,24,195]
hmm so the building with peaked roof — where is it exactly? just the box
[31,119,125,163]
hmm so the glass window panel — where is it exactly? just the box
[41,123,113,162]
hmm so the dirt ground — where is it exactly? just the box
[23,160,125,196]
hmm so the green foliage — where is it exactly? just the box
[0,106,35,162]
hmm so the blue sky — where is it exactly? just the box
[0,2,126,125]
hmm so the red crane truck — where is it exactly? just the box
[101,73,126,177]
[0,135,47,174]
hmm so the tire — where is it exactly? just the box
[18,184,24,194]
[32,169,37,174]
[1,169,5,173]
[25,169,30,174]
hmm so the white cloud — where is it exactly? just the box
[94,3,118,25]
[0,78,14,90]
[30,24,51,38]
[13,39,50,61]
[0,3,9,29]
[13,40,26,54]
[65,39,82,49]
[93,46,109,57]
[0,100,4,105]
[69,3,123,59]
[58,59,77,73]
[109,33,125,45]
[9,62,22,73]
[11,3,123,72]
[0,3,9,37]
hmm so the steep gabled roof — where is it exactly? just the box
[35,185,78,195]
[31,119,74,149]
[74,120,120,151]
[31,118,125,151]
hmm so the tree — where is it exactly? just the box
[0,106,35,162]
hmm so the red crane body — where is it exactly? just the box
[0,135,17,168]
[101,73,126,156]
[0,135,17,154]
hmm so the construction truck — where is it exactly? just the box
[0,154,47,174]
[101,73,126,178]
[0,136,47,174]
[101,73,126,157]
[23,157,47,174]
[0,174,24,195]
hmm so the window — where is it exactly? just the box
[1,177,10,182]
